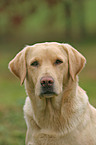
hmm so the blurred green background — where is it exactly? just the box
[0,0,96,144]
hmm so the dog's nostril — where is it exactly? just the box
[48,80,53,85]
[41,81,46,86]
[43,81,46,84]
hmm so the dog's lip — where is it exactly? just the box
[40,91,57,98]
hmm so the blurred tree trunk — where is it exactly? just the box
[46,0,60,29]
[46,0,60,6]
[63,1,72,38]
[77,0,86,36]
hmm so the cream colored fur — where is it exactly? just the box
[9,42,96,145]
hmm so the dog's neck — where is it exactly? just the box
[25,77,88,134]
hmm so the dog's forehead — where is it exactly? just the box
[28,42,66,58]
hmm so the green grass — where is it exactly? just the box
[0,51,26,144]
[79,79,96,107]
[0,41,96,145]
[0,78,26,145]
[0,105,26,145]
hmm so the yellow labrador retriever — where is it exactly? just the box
[9,42,96,145]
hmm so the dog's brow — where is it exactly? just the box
[29,57,41,64]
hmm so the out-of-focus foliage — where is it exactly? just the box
[0,0,96,45]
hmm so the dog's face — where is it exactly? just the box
[26,43,68,98]
[9,42,86,98]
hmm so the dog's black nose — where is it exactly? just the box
[40,76,54,87]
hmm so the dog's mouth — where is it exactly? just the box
[40,91,57,98]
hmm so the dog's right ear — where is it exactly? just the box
[8,46,29,85]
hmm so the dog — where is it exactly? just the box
[9,42,96,145]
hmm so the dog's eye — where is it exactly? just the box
[55,59,63,65]
[31,61,39,67]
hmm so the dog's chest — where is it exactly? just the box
[32,133,63,145]
[30,132,75,145]
[28,131,96,145]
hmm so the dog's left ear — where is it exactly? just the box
[62,43,86,81]
[8,46,29,85]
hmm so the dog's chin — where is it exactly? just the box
[39,92,58,99]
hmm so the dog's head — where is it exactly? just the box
[9,42,86,98]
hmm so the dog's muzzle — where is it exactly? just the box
[40,76,56,96]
